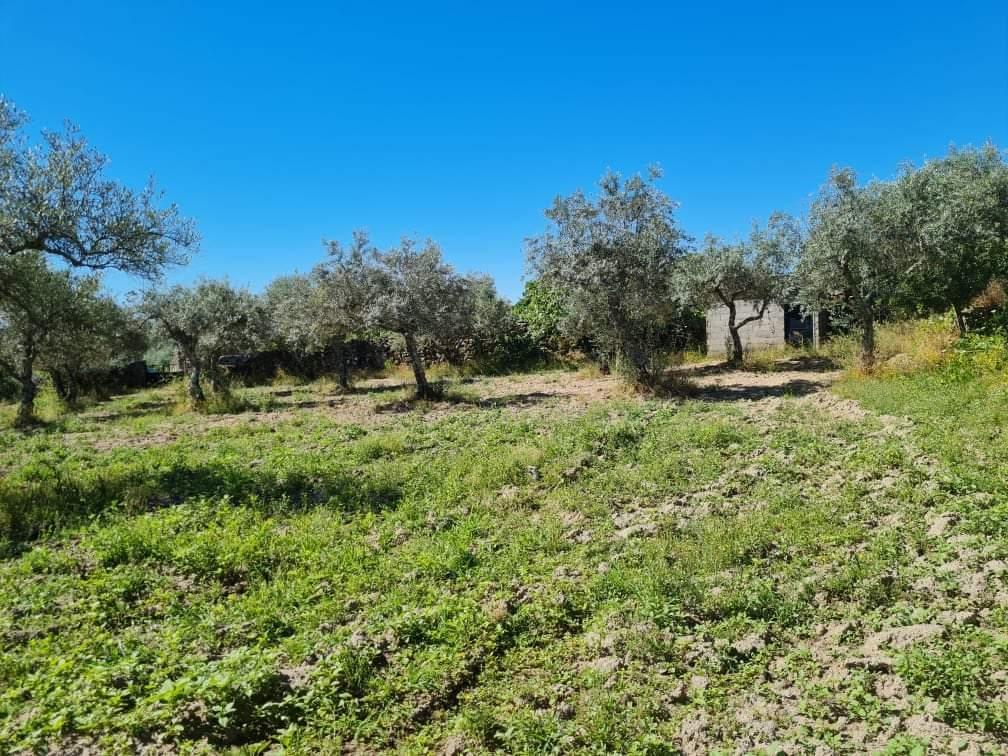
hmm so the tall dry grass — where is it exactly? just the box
[824,316,958,375]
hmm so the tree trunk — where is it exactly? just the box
[726,302,744,366]
[59,371,79,405]
[188,364,205,402]
[623,343,653,388]
[728,328,745,367]
[52,370,68,402]
[338,348,351,390]
[15,341,36,428]
[207,366,222,394]
[403,332,432,398]
[953,303,968,337]
[860,313,876,369]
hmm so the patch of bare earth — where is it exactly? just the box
[63,372,627,452]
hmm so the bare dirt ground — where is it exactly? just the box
[677,356,843,399]
[73,357,854,453]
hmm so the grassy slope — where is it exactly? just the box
[0,368,1006,754]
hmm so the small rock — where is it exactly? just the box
[845,654,894,673]
[927,512,958,538]
[583,655,622,674]
[668,680,689,703]
[731,632,767,659]
[484,599,510,623]
[437,734,469,756]
[862,623,944,653]
[556,701,575,720]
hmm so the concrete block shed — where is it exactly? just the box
[705,301,825,355]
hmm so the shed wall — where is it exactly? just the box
[705,302,786,355]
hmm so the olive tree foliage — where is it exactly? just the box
[140,281,265,402]
[525,167,691,386]
[0,96,198,278]
[455,274,539,371]
[679,213,800,364]
[262,267,368,389]
[335,234,472,398]
[0,253,101,425]
[262,273,332,369]
[38,287,145,404]
[513,279,569,354]
[368,238,474,398]
[0,98,24,186]
[796,168,916,368]
[896,144,1008,333]
[314,231,380,387]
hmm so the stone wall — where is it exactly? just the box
[705,302,786,355]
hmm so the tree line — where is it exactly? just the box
[2,95,1007,426]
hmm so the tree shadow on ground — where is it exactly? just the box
[674,354,841,378]
[0,459,403,558]
[347,382,414,396]
[696,378,829,403]
[373,391,558,414]
[770,355,841,372]
[82,400,175,423]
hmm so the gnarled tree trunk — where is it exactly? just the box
[188,364,205,402]
[51,370,67,402]
[727,299,771,367]
[338,347,351,391]
[859,312,876,369]
[725,301,744,366]
[52,369,79,405]
[15,338,37,428]
[64,373,79,405]
[403,332,432,399]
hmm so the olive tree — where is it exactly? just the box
[796,168,914,368]
[314,231,380,387]
[897,144,1008,333]
[330,233,471,399]
[525,167,690,386]
[140,280,264,402]
[262,268,366,389]
[0,253,97,425]
[679,213,800,364]
[263,274,330,361]
[39,294,145,404]
[0,96,198,278]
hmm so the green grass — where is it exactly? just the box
[1,363,1007,753]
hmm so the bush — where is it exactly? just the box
[944,333,1008,382]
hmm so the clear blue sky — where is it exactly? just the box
[2,1,1006,301]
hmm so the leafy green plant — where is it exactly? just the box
[899,632,1008,735]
